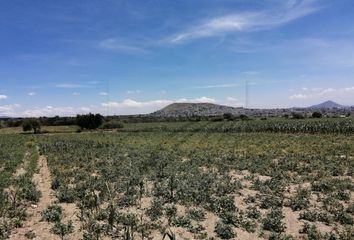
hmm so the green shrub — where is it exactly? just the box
[146,199,163,221]
[187,208,206,221]
[214,221,236,239]
[24,230,36,239]
[300,223,322,240]
[246,206,261,219]
[262,208,285,233]
[56,186,76,203]
[101,121,124,129]
[288,188,310,211]
[50,220,74,240]
[41,204,62,222]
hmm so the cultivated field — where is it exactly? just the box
[1,120,354,239]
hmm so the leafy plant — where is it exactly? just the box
[41,204,62,222]
[262,208,285,233]
[214,220,236,239]
[50,220,74,240]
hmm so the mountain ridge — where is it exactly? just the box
[151,101,352,117]
[309,100,347,109]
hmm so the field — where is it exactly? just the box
[1,119,354,239]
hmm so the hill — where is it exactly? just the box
[151,101,353,118]
[151,103,245,117]
[309,100,347,109]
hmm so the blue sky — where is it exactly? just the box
[0,0,354,116]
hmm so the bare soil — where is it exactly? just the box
[10,156,82,240]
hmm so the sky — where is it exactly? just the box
[0,0,354,117]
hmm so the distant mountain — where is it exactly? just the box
[151,103,245,117]
[309,100,348,109]
[151,101,353,118]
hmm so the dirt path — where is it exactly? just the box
[10,155,83,240]
[10,155,57,240]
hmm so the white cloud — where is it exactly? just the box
[28,92,36,96]
[193,96,216,103]
[55,83,88,88]
[344,87,354,92]
[101,96,217,114]
[195,83,240,89]
[99,38,146,53]
[99,92,109,96]
[102,99,173,109]
[0,104,20,117]
[289,86,354,100]
[226,97,238,101]
[289,94,308,100]
[21,105,91,117]
[0,95,8,100]
[79,107,91,112]
[126,90,141,94]
[168,0,319,43]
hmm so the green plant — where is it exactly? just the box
[300,223,322,240]
[288,188,310,211]
[41,204,62,222]
[146,199,163,221]
[214,220,236,239]
[24,230,36,239]
[187,208,206,221]
[50,220,74,240]
[262,208,285,233]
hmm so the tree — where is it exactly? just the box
[22,119,41,134]
[292,112,305,119]
[223,113,234,121]
[76,113,103,130]
[50,221,74,240]
[312,112,322,118]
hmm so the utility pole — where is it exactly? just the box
[245,79,249,109]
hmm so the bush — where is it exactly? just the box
[77,113,103,130]
[146,199,163,221]
[214,221,236,239]
[101,121,124,129]
[41,204,62,222]
[300,223,322,240]
[56,186,76,203]
[312,112,323,118]
[288,188,310,211]
[187,208,206,221]
[24,230,36,239]
[16,177,41,202]
[292,113,305,119]
[50,220,74,240]
[22,119,41,134]
[223,113,234,121]
[262,208,285,233]
[335,210,354,225]
[246,206,261,219]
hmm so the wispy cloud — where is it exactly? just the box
[126,90,142,95]
[99,38,147,53]
[168,0,320,43]
[195,83,240,89]
[55,83,88,88]
[22,105,91,117]
[28,92,36,96]
[101,96,217,110]
[289,86,354,100]
[0,104,20,117]
[102,99,173,109]
[0,95,8,100]
[99,92,109,96]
